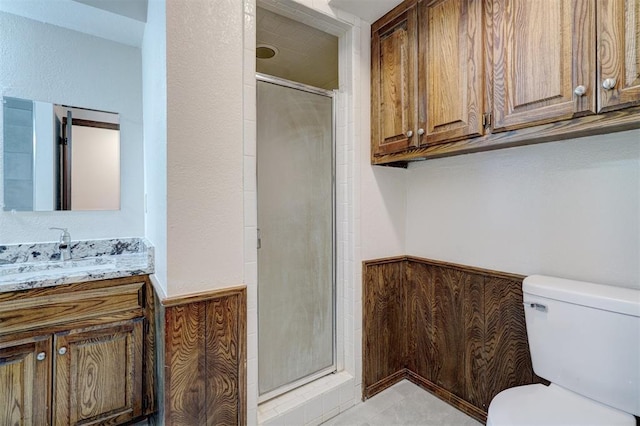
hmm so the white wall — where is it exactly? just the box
[142,0,168,294]
[406,130,640,289]
[164,0,244,296]
[0,11,144,243]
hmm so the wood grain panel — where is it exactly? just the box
[483,276,538,409]
[406,261,434,378]
[164,302,207,425]
[206,291,246,426]
[163,286,247,425]
[0,336,51,426]
[597,0,640,112]
[464,272,485,408]
[430,266,484,402]
[419,0,484,144]
[362,259,407,398]
[363,256,538,420]
[492,0,595,131]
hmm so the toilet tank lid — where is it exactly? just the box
[523,275,640,317]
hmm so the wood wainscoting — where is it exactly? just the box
[363,257,543,423]
[160,286,247,425]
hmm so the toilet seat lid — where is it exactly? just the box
[487,384,635,426]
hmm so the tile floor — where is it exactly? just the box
[321,380,482,426]
[134,379,482,425]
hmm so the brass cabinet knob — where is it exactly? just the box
[602,78,617,90]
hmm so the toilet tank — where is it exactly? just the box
[523,275,640,416]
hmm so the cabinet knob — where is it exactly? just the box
[58,347,67,355]
[405,130,413,138]
[417,128,425,136]
[574,85,586,96]
[36,352,46,361]
[602,78,617,90]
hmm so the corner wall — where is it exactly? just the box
[405,130,640,289]
[142,0,168,293]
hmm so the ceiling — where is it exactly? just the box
[328,0,404,23]
[72,0,148,23]
[257,7,339,90]
[0,0,146,47]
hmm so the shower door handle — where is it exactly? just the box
[257,228,261,249]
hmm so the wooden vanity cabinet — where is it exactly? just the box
[0,276,155,426]
[53,319,144,425]
[0,336,52,426]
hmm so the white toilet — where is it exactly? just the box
[486,275,640,426]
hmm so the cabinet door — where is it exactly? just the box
[493,0,596,131]
[418,0,484,145]
[597,0,640,112]
[53,319,143,425]
[0,336,52,426]
[371,3,419,157]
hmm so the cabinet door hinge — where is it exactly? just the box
[482,113,492,128]
[143,320,149,335]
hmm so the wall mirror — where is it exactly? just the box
[3,97,120,211]
[0,0,146,213]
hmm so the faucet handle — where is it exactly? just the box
[49,227,71,244]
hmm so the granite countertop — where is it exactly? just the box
[0,237,154,293]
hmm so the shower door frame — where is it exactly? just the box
[256,72,337,403]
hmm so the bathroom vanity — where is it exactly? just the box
[0,238,156,425]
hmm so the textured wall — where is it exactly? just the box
[165,0,244,296]
[0,11,144,243]
[406,130,640,289]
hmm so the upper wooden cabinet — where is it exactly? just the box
[372,0,484,158]
[419,0,485,143]
[371,0,640,165]
[371,3,419,156]
[597,0,640,112]
[492,0,596,131]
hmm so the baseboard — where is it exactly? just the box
[405,369,487,424]
[362,369,407,400]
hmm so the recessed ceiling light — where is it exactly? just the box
[256,44,278,59]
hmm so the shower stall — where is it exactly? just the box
[256,74,335,401]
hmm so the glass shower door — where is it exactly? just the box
[257,77,335,399]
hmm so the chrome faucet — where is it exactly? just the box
[50,227,71,261]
